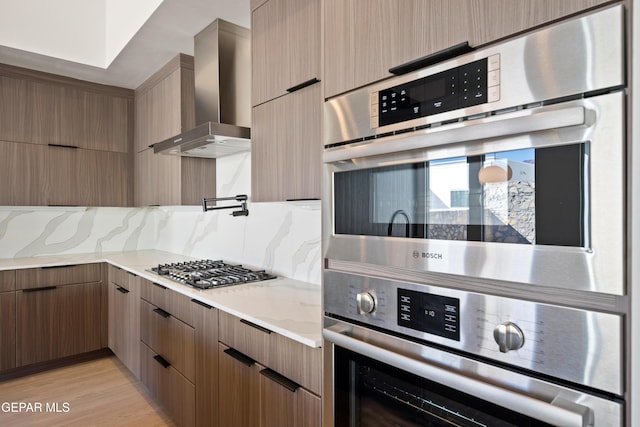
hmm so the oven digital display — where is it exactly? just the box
[397,289,460,341]
[378,58,488,127]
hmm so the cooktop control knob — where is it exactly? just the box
[493,322,525,353]
[356,292,376,314]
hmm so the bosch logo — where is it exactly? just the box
[412,251,444,260]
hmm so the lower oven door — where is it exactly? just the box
[323,322,623,427]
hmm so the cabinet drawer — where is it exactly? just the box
[140,279,195,326]
[140,342,195,427]
[218,311,322,395]
[16,263,101,290]
[268,332,322,396]
[0,270,15,293]
[219,311,270,367]
[140,299,195,383]
[107,265,128,289]
[260,367,321,427]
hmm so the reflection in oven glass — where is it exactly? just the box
[358,366,516,427]
[335,347,553,426]
[334,144,585,247]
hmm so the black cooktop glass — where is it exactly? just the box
[149,259,276,289]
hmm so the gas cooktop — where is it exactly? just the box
[149,259,276,290]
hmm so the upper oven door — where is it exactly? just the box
[323,91,625,295]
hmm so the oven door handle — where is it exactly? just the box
[323,105,585,163]
[324,328,593,427]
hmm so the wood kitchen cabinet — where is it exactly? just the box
[0,140,129,206]
[139,278,218,427]
[252,83,322,202]
[251,0,322,202]
[134,54,216,206]
[107,265,141,378]
[251,0,320,106]
[0,271,16,372]
[0,66,132,152]
[218,343,261,427]
[218,311,322,427]
[15,264,103,367]
[0,64,133,206]
[324,0,612,98]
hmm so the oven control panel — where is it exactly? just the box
[397,288,460,341]
[324,269,623,396]
[370,55,500,128]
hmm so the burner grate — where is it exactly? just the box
[149,259,276,289]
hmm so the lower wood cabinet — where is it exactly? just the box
[0,290,16,371]
[218,311,322,426]
[218,343,261,427]
[140,341,196,427]
[108,266,141,378]
[138,278,218,427]
[16,282,102,366]
[260,367,321,427]
[13,264,104,367]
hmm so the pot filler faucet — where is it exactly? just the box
[202,194,249,216]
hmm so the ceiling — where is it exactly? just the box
[0,0,251,89]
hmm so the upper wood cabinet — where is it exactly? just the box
[0,140,129,207]
[134,54,216,206]
[0,64,133,206]
[0,64,132,152]
[324,0,612,98]
[252,83,322,202]
[251,0,320,106]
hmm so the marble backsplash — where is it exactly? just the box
[0,153,322,285]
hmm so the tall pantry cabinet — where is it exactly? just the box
[250,0,322,202]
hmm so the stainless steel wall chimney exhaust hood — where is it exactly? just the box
[154,19,251,158]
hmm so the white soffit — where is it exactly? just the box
[0,0,163,69]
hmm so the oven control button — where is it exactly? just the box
[356,292,376,314]
[493,322,524,353]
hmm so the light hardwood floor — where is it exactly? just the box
[0,356,174,426]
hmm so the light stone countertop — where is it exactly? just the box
[0,250,322,348]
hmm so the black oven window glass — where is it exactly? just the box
[334,346,553,426]
[333,143,586,247]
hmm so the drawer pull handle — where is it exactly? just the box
[153,308,171,318]
[153,282,167,290]
[388,41,474,75]
[22,286,57,293]
[41,264,77,270]
[224,347,256,367]
[191,299,213,310]
[47,143,79,149]
[153,355,171,369]
[286,77,320,93]
[240,319,272,334]
[260,368,300,392]
[116,286,129,294]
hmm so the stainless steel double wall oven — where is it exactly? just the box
[323,5,627,426]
